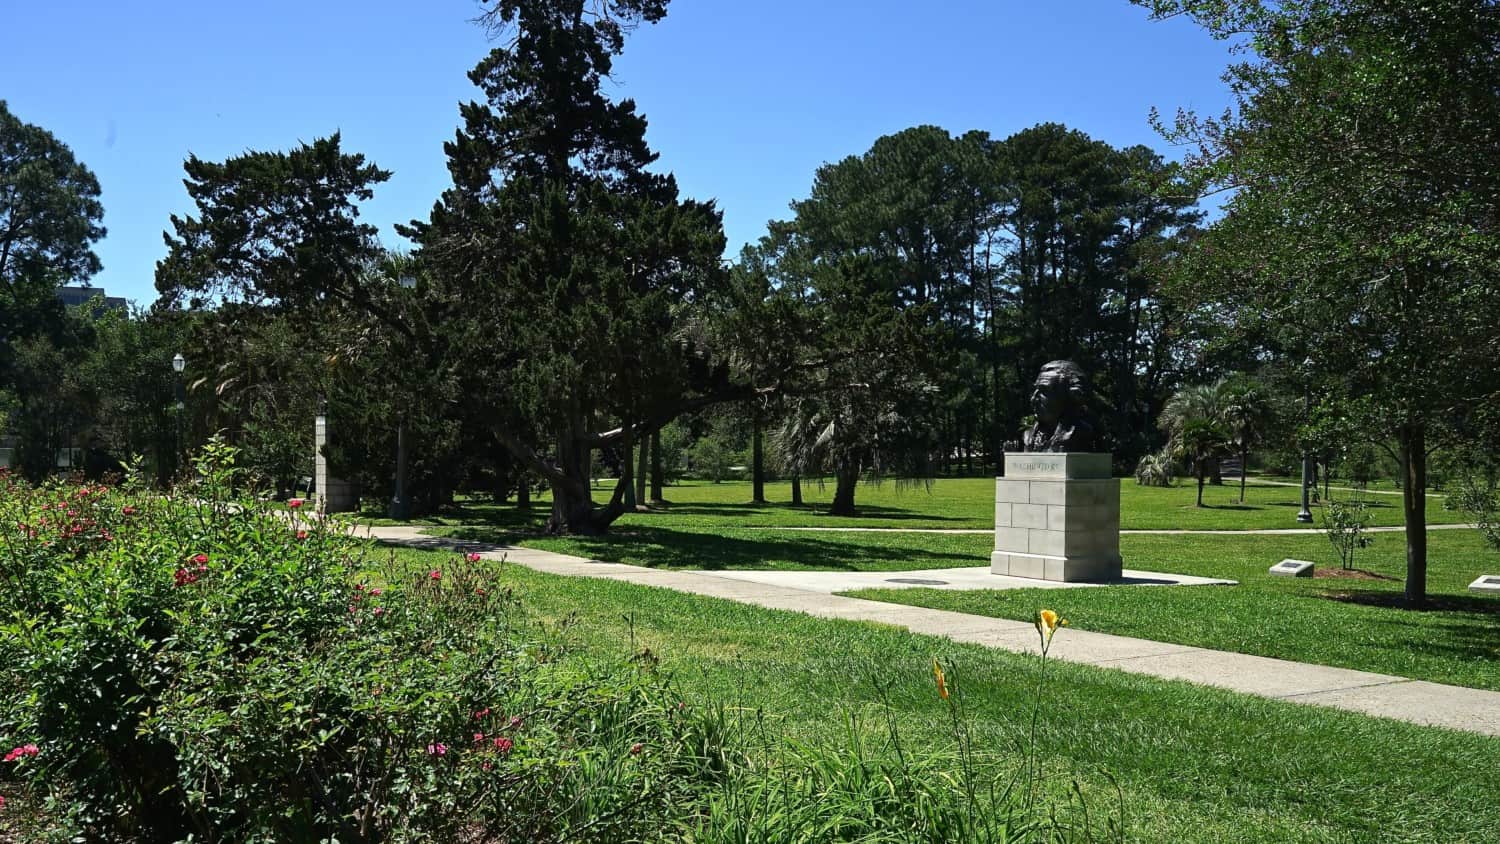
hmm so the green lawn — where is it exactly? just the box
[847,530,1500,691]
[366,475,1495,690]
[359,476,1470,531]
[386,544,1500,843]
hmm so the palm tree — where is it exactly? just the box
[774,386,934,517]
[1174,417,1233,507]
[1160,381,1229,484]
[1220,379,1274,503]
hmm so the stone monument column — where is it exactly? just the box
[314,411,359,515]
[992,452,1121,582]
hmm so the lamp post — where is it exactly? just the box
[1297,356,1314,524]
[171,352,186,477]
[388,275,416,521]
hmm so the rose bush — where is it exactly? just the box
[0,444,720,842]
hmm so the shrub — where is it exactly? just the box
[1447,477,1500,553]
[1134,450,1176,487]
[0,445,720,842]
[1320,494,1374,570]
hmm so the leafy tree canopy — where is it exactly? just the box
[0,100,105,370]
[1137,0,1500,602]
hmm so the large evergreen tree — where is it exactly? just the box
[0,100,105,313]
[0,102,107,476]
[406,0,736,534]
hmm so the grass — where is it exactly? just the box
[383,543,1500,842]
[846,530,1500,691]
[493,524,1500,690]
[356,476,1472,532]
[377,476,1497,690]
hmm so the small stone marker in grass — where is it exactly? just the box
[1468,575,1500,595]
[1270,559,1315,577]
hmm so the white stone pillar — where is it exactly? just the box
[992,453,1121,582]
[314,413,359,514]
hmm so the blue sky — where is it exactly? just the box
[3,0,1238,308]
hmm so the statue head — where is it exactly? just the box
[1030,360,1089,427]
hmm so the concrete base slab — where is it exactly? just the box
[697,565,1234,595]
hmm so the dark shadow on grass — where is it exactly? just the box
[643,501,968,523]
[1322,590,1500,615]
[1317,591,1500,679]
[357,502,549,531]
[445,525,980,571]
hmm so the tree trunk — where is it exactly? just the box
[830,461,860,516]
[751,417,766,503]
[621,441,636,509]
[517,477,531,510]
[635,432,648,507]
[1239,444,1249,503]
[1209,456,1223,485]
[649,433,665,503]
[1196,464,1206,508]
[542,429,620,535]
[548,482,608,535]
[1400,424,1428,606]
[790,474,803,506]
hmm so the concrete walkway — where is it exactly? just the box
[733,523,1476,535]
[363,525,1500,738]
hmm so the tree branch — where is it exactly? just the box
[493,427,586,499]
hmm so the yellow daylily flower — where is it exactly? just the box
[932,658,950,700]
[1035,609,1068,643]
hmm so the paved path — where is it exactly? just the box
[732,523,1475,536]
[364,525,1500,738]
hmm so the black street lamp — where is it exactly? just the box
[172,352,186,476]
[1297,356,1315,524]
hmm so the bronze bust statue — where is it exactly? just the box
[1017,360,1096,453]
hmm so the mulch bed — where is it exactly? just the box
[1312,567,1399,581]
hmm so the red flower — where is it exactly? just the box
[473,732,485,743]
[288,498,304,509]
[4,744,38,763]
[296,530,308,540]
[121,505,137,516]
[427,743,448,756]
[465,552,482,563]
[428,570,442,581]
[493,737,514,754]
[629,743,644,756]
[192,553,208,565]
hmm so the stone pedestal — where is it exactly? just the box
[991,453,1121,582]
[314,414,360,515]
